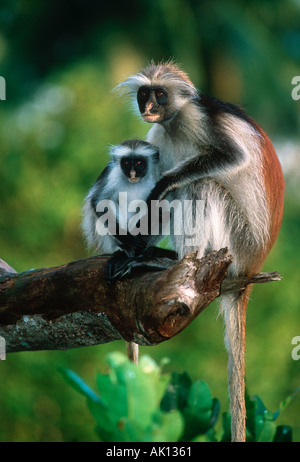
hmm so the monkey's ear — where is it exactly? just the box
[153,151,160,163]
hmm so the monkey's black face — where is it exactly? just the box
[120,156,148,183]
[137,86,171,123]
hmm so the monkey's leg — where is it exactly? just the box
[221,287,249,442]
[126,341,139,364]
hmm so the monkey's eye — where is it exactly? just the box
[122,160,130,167]
[155,89,167,104]
[138,87,149,99]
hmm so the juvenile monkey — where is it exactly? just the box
[83,140,158,252]
[115,61,285,441]
[82,138,177,362]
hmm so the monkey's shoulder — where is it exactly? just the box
[197,93,256,129]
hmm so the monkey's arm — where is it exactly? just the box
[113,227,147,254]
[147,143,246,202]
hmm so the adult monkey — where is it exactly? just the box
[115,61,284,442]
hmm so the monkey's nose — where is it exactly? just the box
[128,170,140,183]
[146,102,153,111]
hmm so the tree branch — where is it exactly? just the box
[0,249,282,353]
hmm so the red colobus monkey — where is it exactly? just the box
[82,139,177,362]
[82,139,176,281]
[82,139,160,257]
[115,61,285,442]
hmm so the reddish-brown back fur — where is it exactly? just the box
[255,123,285,254]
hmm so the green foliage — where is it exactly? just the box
[161,371,220,441]
[244,388,300,442]
[60,353,298,442]
[60,353,182,442]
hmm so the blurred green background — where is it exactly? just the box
[0,0,299,442]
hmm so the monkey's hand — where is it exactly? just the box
[105,246,178,284]
[105,250,135,284]
[105,242,149,284]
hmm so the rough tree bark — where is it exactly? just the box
[0,249,281,354]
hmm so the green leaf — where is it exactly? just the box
[256,421,277,442]
[272,387,300,421]
[106,351,128,370]
[153,410,183,442]
[160,371,192,413]
[245,389,257,439]
[181,380,214,440]
[254,414,265,441]
[210,398,221,428]
[161,411,184,442]
[101,379,128,424]
[139,355,161,375]
[252,394,274,421]
[273,425,293,442]
[96,373,114,400]
[246,388,299,441]
[98,353,170,434]
[125,366,158,429]
[88,398,116,442]
[246,394,274,440]
[139,355,170,405]
[221,412,231,442]
[121,419,146,443]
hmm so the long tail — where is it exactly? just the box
[126,341,139,364]
[221,286,251,442]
